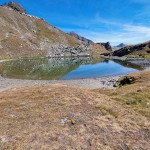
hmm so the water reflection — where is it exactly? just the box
[0,57,143,80]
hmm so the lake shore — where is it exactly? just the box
[0,75,121,92]
[0,57,150,91]
[100,55,150,69]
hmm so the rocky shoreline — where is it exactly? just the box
[0,75,120,92]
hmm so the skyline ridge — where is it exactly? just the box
[1,0,150,45]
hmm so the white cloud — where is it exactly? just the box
[58,11,150,46]
[124,25,150,34]
[62,23,150,46]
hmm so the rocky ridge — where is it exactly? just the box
[112,41,150,57]
[68,32,93,44]
[97,42,112,51]
[4,2,27,14]
[68,32,109,55]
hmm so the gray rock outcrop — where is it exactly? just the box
[97,42,112,51]
[68,32,93,44]
[47,44,92,58]
[4,2,27,14]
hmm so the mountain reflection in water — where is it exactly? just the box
[0,57,143,80]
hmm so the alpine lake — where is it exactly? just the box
[0,57,143,80]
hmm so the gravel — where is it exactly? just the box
[0,75,120,91]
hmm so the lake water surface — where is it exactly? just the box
[0,57,143,80]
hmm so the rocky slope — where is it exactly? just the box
[68,32,93,44]
[112,41,150,57]
[4,2,27,14]
[68,32,109,55]
[97,42,112,51]
[0,2,108,59]
[68,32,112,52]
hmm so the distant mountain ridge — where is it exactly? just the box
[112,43,127,51]
[117,43,127,48]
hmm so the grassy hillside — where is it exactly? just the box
[97,71,150,119]
[91,43,108,57]
[112,41,150,58]
[0,5,107,59]
[0,71,150,149]
[0,5,80,59]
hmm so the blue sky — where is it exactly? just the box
[1,0,150,45]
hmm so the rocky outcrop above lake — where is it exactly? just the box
[112,41,150,57]
[97,42,112,51]
[68,32,93,44]
[47,44,92,57]
[68,32,108,55]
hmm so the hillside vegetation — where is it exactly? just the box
[0,3,107,59]
[112,41,150,58]
[0,71,150,149]
[0,5,78,59]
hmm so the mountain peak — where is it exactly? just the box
[97,42,112,51]
[117,43,126,48]
[68,32,93,44]
[3,1,27,14]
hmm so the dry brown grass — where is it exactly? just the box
[96,71,150,119]
[0,6,108,60]
[113,41,150,58]
[91,44,108,57]
[0,80,150,149]
[0,7,82,60]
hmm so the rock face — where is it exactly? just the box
[68,32,93,44]
[5,2,27,14]
[97,42,112,51]
[112,41,150,57]
[47,44,92,57]
[68,32,108,55]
